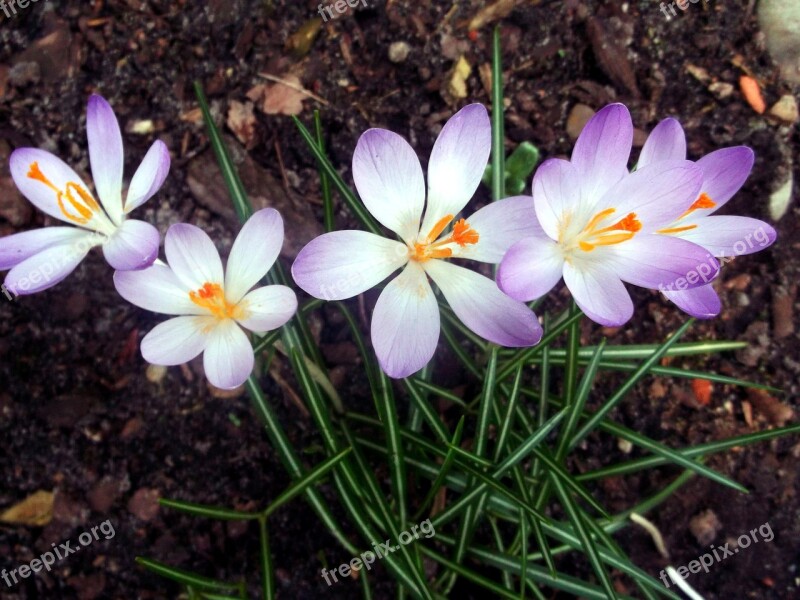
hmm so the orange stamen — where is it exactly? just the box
[189,282,242,320]
[410,214,480,262]
[657,224,698,235]
[579,210,642,252]
[27,161,99,225]
[451,218,480,247]
[426,214,454,243]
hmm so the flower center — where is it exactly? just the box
[189,282,243,320]
[27,161,105,227]
[657,193,717,235]
[574,207,642,252]
[409,214,480,262]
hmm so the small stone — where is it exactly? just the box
[145,364,167,384]
[388,41,411,64]
[773,290,795,339]
[689,509,721,545]
[768,95,799,124]
[128,488,160,522]
[567,104,595,141]
[708,81,734,100]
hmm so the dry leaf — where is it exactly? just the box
[448,56,472,99]
[739,75,766,114]
[227,100,258,149]
[260,75,307,116]
[691,379,713,406]
[468,0,518,31]
[1,490,55,526]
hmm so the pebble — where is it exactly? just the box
[708,81,734,100]
[689,509,721,545]
[127,488,161,522]
[768,95,799,124]
[567,104,596,141]
[388,41,411,64]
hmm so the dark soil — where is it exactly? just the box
[1,1,798,599]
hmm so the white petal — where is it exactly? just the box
[236,285,298,333]
[638,118,686,168]
[291,230,408,301]
[562,260,633,327]
[0,227,98,270]
[532,158,582,241]
[458,196,543,263]
[114,263,204,315]
[676,216,776,257]
[203,319,255,389]
[225,208,283,304]
[87,95,125,225]
[102,219,160,271]
[164,223,224,290]
[4,241,93,295]
[125,140,171,213]
[141,316,212,365]
[497,236,565,301]
[371,262,440,378]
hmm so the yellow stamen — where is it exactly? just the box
[656,224,698,235]
[410,214,480,262]
[27,161,99,225]
[189,282,242,320]
[578,208,642,252]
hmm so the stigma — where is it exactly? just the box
[409,214,480,262]
[189,282,243,320]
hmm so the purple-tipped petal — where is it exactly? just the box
[102,219,159,271]
[563,261,633,327]
[87,94,125,225]
[125,139,171,214]
[421,104,491,235]
[164,223,224,291]
[236,285,298,333]
[291,230,407,301]
[696,147,755,209]
[532,158,582,241]
[606,235,720,291]
[4,242,92,295]
[203,319,255,389]
[371,262,439,378]
[141,316,212,365]
[0,227,97,270]
[459,196,542,263]
[571,104,632,205]
[114,263,204,315]
[352,129,425,244]
[638,118,686,168]
[676,216,776,258]
[225,208,284,304]
[663,285,721,320]
[425,259,542,347]
[497,236,564,302]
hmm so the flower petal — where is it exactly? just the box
[637,118,686,168]
[571,104,632,205]
[352,129,425,243]
[497,236,564,301]
[0,227,98,270]
[532,158,582,241]
[9,148,99,227]
[141,316,212,365]
[164,223,224,290]
[203,319,255,389]
[225,208,283,304]
[114,263,204,315]
[102,219,160,271]
[696,146,754,209]
[371,262,439,378]
[458,195,543,263]
[424,259,542,347]
[236,285,298,333]
[4,241,92,295]
[605,235,720,291]
[674,216,776,257]
[291,230,408,301]
[562,260,633,327]
[663,286,721,320]
[125,140,171,214]
[87,95,125,225]
[420,104,491,235]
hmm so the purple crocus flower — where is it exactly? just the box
[497,104,720,326]
[114,209,297,390]
[1,95,169,295]
[638,118,777,318]
[292,104,542,379]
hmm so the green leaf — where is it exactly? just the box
[491,25,506,202]
[259,518,275,600]
[136,557,241,593]
[505,142,540,182]
[159,499,259,521]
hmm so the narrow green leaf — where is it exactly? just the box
[136,557,240,593]
[159,498,259,521]
[259,518,275,600]
[313,110,335,232]
[491,25,506,202]
[413,416,465,521]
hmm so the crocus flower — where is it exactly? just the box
[292,104,542,378]
[497,104,721,326]
[114,208,297,390]
[638,118,777,318]
[1,95,169,295]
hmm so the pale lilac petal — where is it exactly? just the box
[102,219,159,271]
[420,104,491,235]
[141,316,212,365]
[10,148,98,226]
[571,104,632,205]
[663,286,721,320]
[4,242,92,295]
[532,158,581,241]
[291,230,407,301]
[164,223,224,291]
[87,95,125,225]
[600,161,703,229]
[114,263,205,315]
[236,285,298,333]
[352,129,425,243]
[695,147,754,209]
[563,261,633,327]
[497,236,564,301]
[638,118,686,168]
[203,319,255,389]
[425,259,542,347]
[605,235,720,291]
[675,216,776,257]
[0,227,98,270]
[225,208,283,304]
[457,196,543,263]
[125,140,170,213]
[371,262,439,378]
